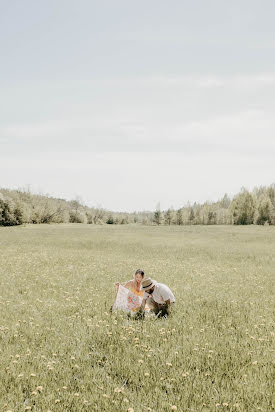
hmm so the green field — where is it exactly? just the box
[0,224,274,412]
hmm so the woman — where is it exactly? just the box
[121,269,145,297]
[113,269,145,313]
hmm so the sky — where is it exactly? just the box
[1,0,275,212]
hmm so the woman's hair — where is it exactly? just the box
[133,269,144,289]
[135,269,144,277]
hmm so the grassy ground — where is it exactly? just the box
[0,224,274,412]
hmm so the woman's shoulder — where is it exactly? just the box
[124,280,134,288]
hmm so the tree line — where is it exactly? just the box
[0,184,274,227]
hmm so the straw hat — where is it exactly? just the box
[141,278,157,291]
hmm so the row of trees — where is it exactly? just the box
[0,184,274,227]
[0,189,132,227]
[153,186,275,226]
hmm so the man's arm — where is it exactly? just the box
[140,298,146,311]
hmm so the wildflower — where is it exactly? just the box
[128,408,134,412]
[166,362,172,367]
[171,406,177,410]
[74,393,79,397]
[55,400,60,404]
[252,361,258,365]
[144,372,150,376]
[62,386,68,390]
[138,359,144,363]
[25,407,32,411]
[30,373,36,377]
[36,386,43,392]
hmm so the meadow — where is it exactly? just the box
[0,224,274,412]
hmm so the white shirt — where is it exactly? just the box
[144,283,175,304]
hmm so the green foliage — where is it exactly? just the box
[1,184,275,226]
[153,210,162,225]
[69,211,86,223]
[207,210,217,225]
[254,195,273,225]
[86,211,94,224]
[91,208,106,224]
[230,189,256,225]
[188,207,195,224]
[175,208,183,225]
[0,196,14,226]
[120,216,129,224]
[13,203,24,225]
[164,208,173,225]
[69,200,86,223]
[106,215,114,224]
[0,194,24,226]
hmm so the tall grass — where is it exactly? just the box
[0,224,274,411]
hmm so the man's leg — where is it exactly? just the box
[158,302,175,317]
[146,298,175,317]
[146,297,160,315]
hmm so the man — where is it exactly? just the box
[140,278,175,317]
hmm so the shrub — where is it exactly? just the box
[254,195,272,225]
[0,194,24,226]
[106,215,114,224]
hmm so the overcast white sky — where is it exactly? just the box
[1,0,274,212]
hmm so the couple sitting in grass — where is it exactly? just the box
[114,269,175,317]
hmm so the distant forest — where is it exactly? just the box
[0,184,274,226]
